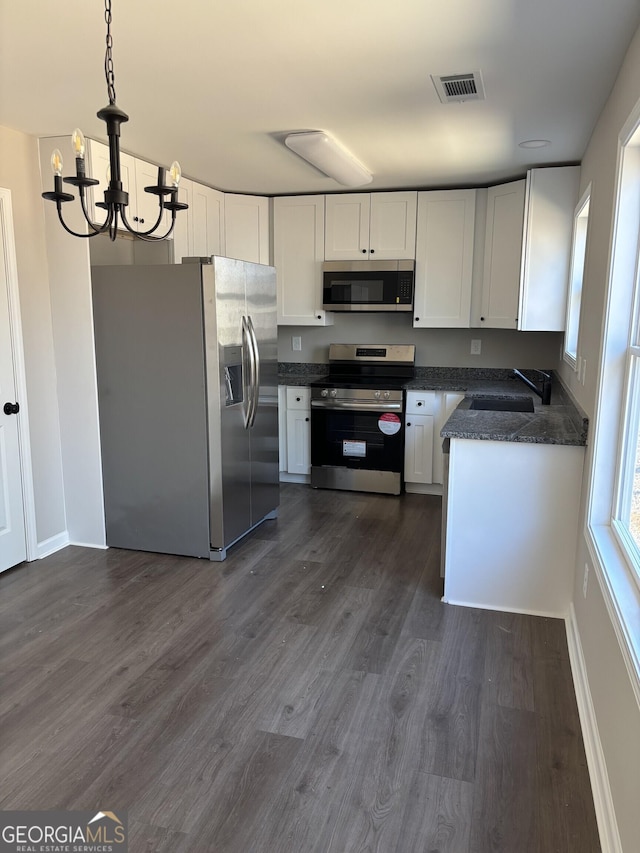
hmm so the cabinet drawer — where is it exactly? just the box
[286,386,311,409]
[406,390,437,416]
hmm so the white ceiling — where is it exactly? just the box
[2,0,640,196]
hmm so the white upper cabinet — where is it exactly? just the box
[414,189,476,328]
[171,179,225,263]
[324,191,417,260]
[274,195,333,326]
[224,193,270,264]
[192,183,225,257]
[478,180,526,329]
[171,177,193,263]
[518,166,580,331]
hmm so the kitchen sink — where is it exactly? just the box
[469,397,534,413]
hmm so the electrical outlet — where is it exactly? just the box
[292,335,302,352]
[470,339,482,355]
[583,563,589,598]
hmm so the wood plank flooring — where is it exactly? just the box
[0,484,600,852]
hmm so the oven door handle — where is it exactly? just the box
[311,399,404,412]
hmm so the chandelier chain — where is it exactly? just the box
[104,0,116,105]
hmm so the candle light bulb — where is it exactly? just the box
[72,128,86,159]
[51,149,63,176]
[169,161,182,187]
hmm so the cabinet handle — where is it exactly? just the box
[133,216,139,222]
[361,249,367,254]
[305,417,309,422]
[370,249,375,254]
[317,314,322,319]
[296,396,301,402]
[415,317,420,322]
[417,401,423,407]
[480,316,485,321]
[406,422,411,427]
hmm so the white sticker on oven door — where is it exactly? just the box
[378,413,401,435]
[343,440,366,457]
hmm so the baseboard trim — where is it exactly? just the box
[441,596,567,619]
[36,531,70,559]
[279,473,310,484]
[68,541,109,550]
[565,603,622,853]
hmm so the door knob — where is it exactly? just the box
[3,402,19,415]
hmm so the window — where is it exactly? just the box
[563,187,591,367]
[587,102,640,679]
[612,138,640,586]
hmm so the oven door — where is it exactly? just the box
[310,400,404,494]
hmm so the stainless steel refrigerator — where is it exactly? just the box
[91,256,279,560]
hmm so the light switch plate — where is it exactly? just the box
[292,336,302,351]
[470,339,482,355]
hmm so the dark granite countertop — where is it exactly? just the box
[436,379,587,447]
[278,363,588,446]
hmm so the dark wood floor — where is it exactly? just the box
[0,484,600,852]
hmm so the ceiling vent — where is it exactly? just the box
[431,71,485,103]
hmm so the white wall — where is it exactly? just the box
[278,315,562,368]
[0,125,66,547]
[557,26,640,853]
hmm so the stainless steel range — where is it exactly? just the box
[309,344,416,495]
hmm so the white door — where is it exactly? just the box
[0,190,27,572]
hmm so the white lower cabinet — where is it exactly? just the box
[284,387,311,477]
[404,390,464,489]
[443,439,584,615]
[404,392,437,484]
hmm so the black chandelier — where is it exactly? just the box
[42,0,187,241]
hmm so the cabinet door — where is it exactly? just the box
[480,180,525,329]
[369,191,417,260]
[192,183,225,257]
[324,194,370,259]
[286,409,311,475]
[519,166,580,331]
[274,196,332,326]
[132,157,169,234]
[414,190,475,328]
[224,193,269,263]
[404,413,434,484]
[171,178,193,263]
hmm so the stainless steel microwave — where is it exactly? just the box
[322,260,415,312]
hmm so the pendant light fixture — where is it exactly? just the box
[42,0,187,241]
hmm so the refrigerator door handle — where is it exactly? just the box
[247,315,260,428]
[241,315,254,429]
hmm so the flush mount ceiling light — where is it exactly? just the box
[518,139,551,148]
[284,131,373,187]
[42,0,187,241]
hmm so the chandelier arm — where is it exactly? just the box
[119,206,177,242]
[79,191,112,234]
[56,204,113,239]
